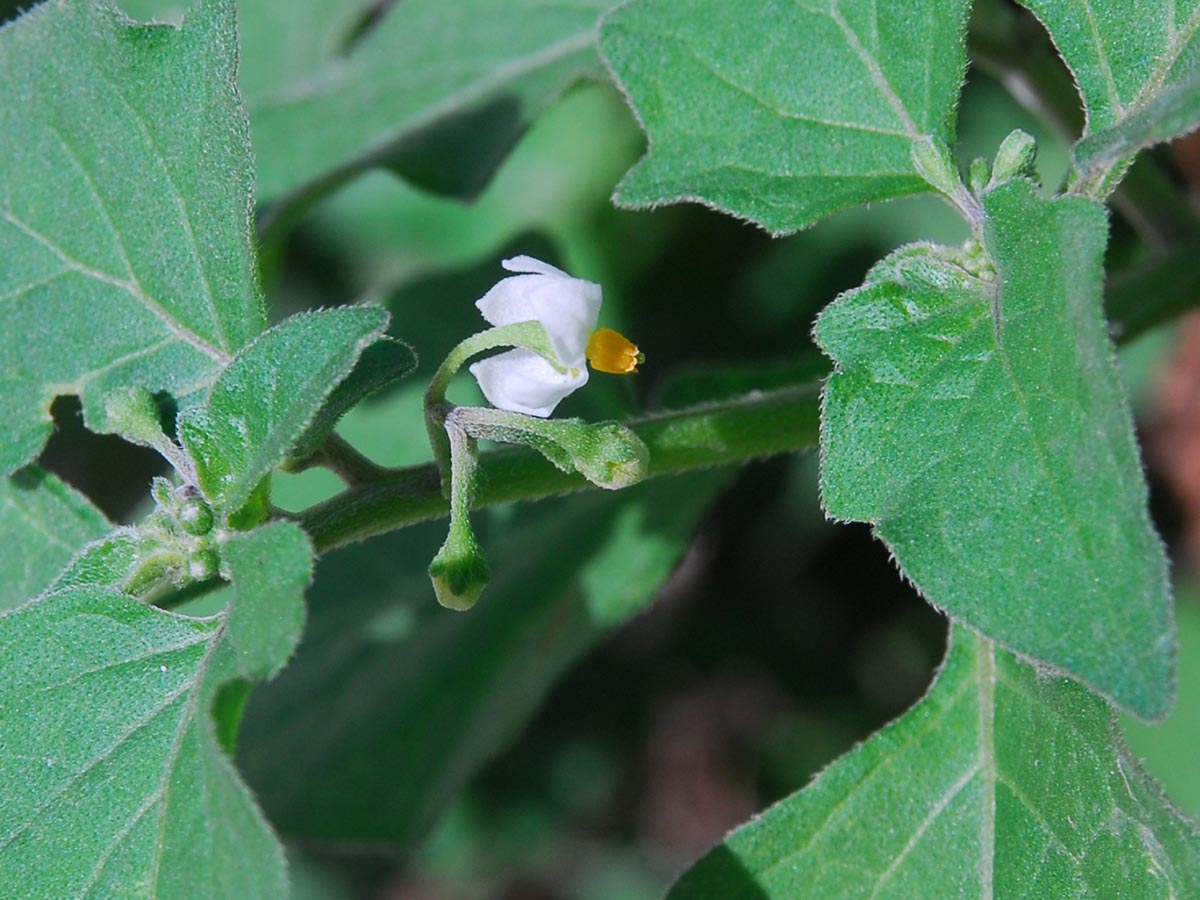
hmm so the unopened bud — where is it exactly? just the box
[572,423,650,490]
[968,157,991,194]
[991,129,1037,185]
[429,537,490,612]
[910,137,962,199]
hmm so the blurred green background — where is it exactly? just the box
[4,1,1198,897]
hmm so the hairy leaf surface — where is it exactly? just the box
[600,0,970,233]
[178,306,389,515]
[668,627,1200,899]
[817,180,1172,718]
[0,467,109,610]
[0,0,264,474]
[1016,0,1200,181]
[0,520,311,897]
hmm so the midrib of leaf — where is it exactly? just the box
[748,672,977,886]
[865,636,996,898]
[1128,4,1200,113]
[145,621,225,897]
[826,1,922,138]
[0,209,229,365]
[1080,0,1122,119]
[652,28,912,138]
[87,56,233,359]
[0,619,222,893]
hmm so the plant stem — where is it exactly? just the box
[300,382,821,552]
[286,432,389,485]
[296,239,1198,556]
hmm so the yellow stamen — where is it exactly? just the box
[586,327,642,374]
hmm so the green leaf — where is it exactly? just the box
[0,0,265,474]
[244,0,618,212]
[1124,596,1200,819]
[0,466,109,611]
[237,472,726,842]
[220,520,313,680]
[0,587,287,899]
[288,336,417,463]
[1015,1,1200,183]
[668,627,1200,900]
[178,306,389,515]
[1074,74,1200,176]
[816,180,1172,718]
[600,0,971,234]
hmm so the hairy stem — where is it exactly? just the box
[300,382,820,552]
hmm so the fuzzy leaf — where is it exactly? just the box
[816,180,1172,718]
[220,520,313,680]
[600,0,971,233]
[288,336,417,463]
[0,587,287,899]
[0,0,265,474]
[668,627,1200,899]
[178,306,389,515]
[1016,1,1200,181]
[0,467,109,610]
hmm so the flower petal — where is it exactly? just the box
[476,266,601,367]
[469,348,588,417]
[502,255,569,277]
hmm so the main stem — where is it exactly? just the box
[300,382,821,553]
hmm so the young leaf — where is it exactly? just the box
[0,587,287,899]
[0,467,109,610]
[178,306,390,515]
[237,472,726,843]
[0,0,265,474]
[668,627,1200,899]
[600,0,971,234]
[1015,1,1200,184]
[288,336,417,463]
[816,180,1172,719]
[1074,75,1200,179]
[220,520,313,680]
[244,0,619,213]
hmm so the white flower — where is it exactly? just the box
[469,256,640,418]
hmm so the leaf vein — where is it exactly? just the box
[0,210,228,364]
[826,1,922,137]
[87,62,230,354]
[655,27,912,139]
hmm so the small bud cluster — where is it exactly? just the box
[124,479,221,597]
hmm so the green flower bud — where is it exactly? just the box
[968,157,991,194]
[572,423,650,490]
[991,129,1037,185]
[178,494,214,536]
[910,137,962,200]
[428,535,490,612]
[125,551,183,597]
[187,548,221,582]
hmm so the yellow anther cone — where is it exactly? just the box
[586,327,642,374]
